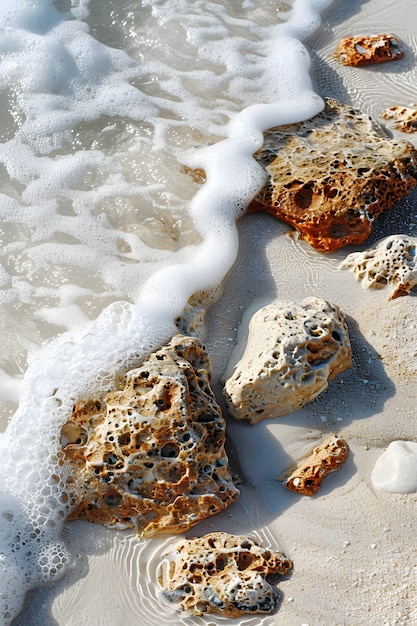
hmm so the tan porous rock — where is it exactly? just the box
[249,98,417,252]
[223,297,351,424]
[382,105,417,134]
[282,434,349,496]
[341,234,417,299]
[334,34,403,66]
[61,335,239,537]
[158,532,292,617]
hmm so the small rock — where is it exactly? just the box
[61,335,239,537]
[382,105,417,134]
[340,234,417,299]
[250,98,417,252]
[334,34,404,67]
[158,532,292,617]
[223,297,351,424]
[371,440,417,493]
[282,434,349,496]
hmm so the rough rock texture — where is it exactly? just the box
[282,434,349,496]
[61,335,239,537]
[158,532,292,617]
[223,297,351,424]
[341,235,417,299]
[334,34,403,66]
[249,98,417,252]
[382,105,417,133]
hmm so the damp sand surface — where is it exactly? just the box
[6,0,417,624]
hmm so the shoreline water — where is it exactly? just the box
[1,0,417,624]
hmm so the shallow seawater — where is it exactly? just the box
[1,0,417,624]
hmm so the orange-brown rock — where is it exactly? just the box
[60,335,239,537]
[158,532,292,617]
[282,434,349,496]
[334,34,403,66]
[249,98,417,253]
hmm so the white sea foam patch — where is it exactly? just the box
[0,0,335,622]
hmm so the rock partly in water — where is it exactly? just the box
[382,104,417,134]
[250,98,417,253]
[282,434,349,496]
[334,34,404,66]
[61,334,239,537]
[158,532,292,617]
[223,297,351,424]
[341,234,417,299]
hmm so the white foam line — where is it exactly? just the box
[0,0,334,622]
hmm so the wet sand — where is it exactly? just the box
[12,0,417,624]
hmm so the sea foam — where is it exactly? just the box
[0,0,334,621]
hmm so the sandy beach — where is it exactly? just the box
[4,0,417,624]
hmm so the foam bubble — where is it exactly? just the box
[371,441,417,493]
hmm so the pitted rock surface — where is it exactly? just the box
[61,335,239,537]
[282,434,349,496]
[341,234,417,299]
[249,98,417,252]
[223,297,351,424]
[334,34,403,66]
[158,532,292,617]
[382,105,417,134]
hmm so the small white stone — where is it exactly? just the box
[371,440,417,493]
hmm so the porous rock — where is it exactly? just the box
[60,334,239,537]
[223,297,351,424]
[158,532,292,617]
[282,434,349,496]
[341,234,417,299]
[334,34,403,66]
[382,105,417,134]
[249,98,417,252]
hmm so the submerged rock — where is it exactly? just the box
[334,34,403,66]
[223,297,351,424]
[341,234,417,299]
[282,434,349,496]
[250,98,417,252]
[61,335,239,537]
[158,532,292,617]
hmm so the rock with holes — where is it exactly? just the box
[282,434,349,496]
[249,98,417,252]
[340,234,417,299]
[334,34,403,66]
[158,532,292,617]
[382,105,417,134]
[60,334,239,537]
[223,297,351,424]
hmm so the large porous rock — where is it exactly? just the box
[249,98,417,253]
[223,297,351,424]
[60,335,239,537]
[158,532,292,617]
[341,234,417,299]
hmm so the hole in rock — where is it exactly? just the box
[60,422,88,448]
